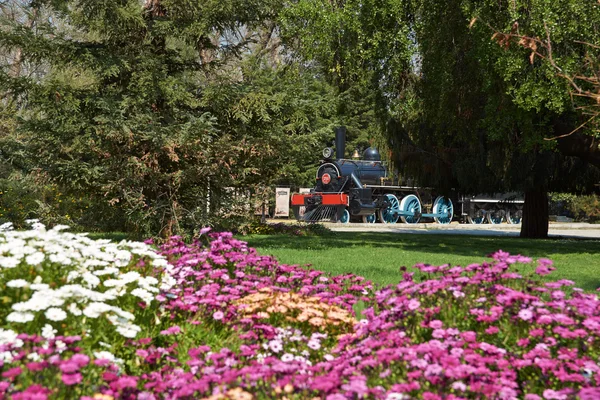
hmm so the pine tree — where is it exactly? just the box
[0,0,336,235]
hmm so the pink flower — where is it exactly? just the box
[136,349,149,359]
[25,362,47,372]
[543,389,567,400]
[530,328,545,337]
[461,331,477,342]
[70,354,90,367]
[429,320,443,329]
[160,325,181,335]
[94,359,111,367]
[407,299,421,311]
[213,311,224,320]
[115,376,138,390]
[61,373,82,386]
[59,362,80,374]
[535,259,555,276]
[518,309,533,321]
[485,326,499,335]
[2,367,22,378]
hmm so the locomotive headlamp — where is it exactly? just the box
[322,147,334,159]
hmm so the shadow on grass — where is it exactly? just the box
[244,231,600,258]
[244,232,600,292]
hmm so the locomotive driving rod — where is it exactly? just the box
[397,211,451,219]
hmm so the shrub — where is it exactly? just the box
[549,193,600,222]
[570,195,600,223]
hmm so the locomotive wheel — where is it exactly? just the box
[506,208,522,224]
[362,213,377,223]
[487,209,505,224]
[467,209,486,224]
[432,196,453,225]
[338,209,350,224]
[378,194,401,224]
[400,194,421,224]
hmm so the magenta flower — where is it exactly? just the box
[485,326,499,335]
[70,354,90,367]
[2,367,22,378]
[59,362,80,374]
[61,373,82,386]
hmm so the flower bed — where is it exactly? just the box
[1,222,599,399]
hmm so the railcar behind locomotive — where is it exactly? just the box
[290,127,523,224]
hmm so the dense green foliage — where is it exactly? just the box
[0,0,337,236]
[1,0,599,238]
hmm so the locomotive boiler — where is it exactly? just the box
[291,127,523,224]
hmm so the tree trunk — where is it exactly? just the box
[520,189,549,238]
[10,7,39,78]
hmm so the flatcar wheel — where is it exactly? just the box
[487,209,505,224]
[467,210,486,224]
[506,208,522,224]
[362,213,377,224]
[400,194,421,224]
[378,194,401,224]
[432,196,453,224]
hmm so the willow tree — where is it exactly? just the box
[280,0,415,156]
[422,0,600,238]
[283,0,600,238]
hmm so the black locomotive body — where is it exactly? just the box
[291,127,524,224]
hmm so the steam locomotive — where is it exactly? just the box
[290,127,524,224]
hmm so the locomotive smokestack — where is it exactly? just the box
[335,126,346,159]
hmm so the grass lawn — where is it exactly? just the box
[243,232,600,291]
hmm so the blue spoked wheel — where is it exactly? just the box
[339,208,350,224]
[433,196,454,224]
[507,208,522,224]
[487,209,505,224]
[467,209,486,224]
[378,194,401,224]
[400,194,422,224]
[362,213,377,223]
